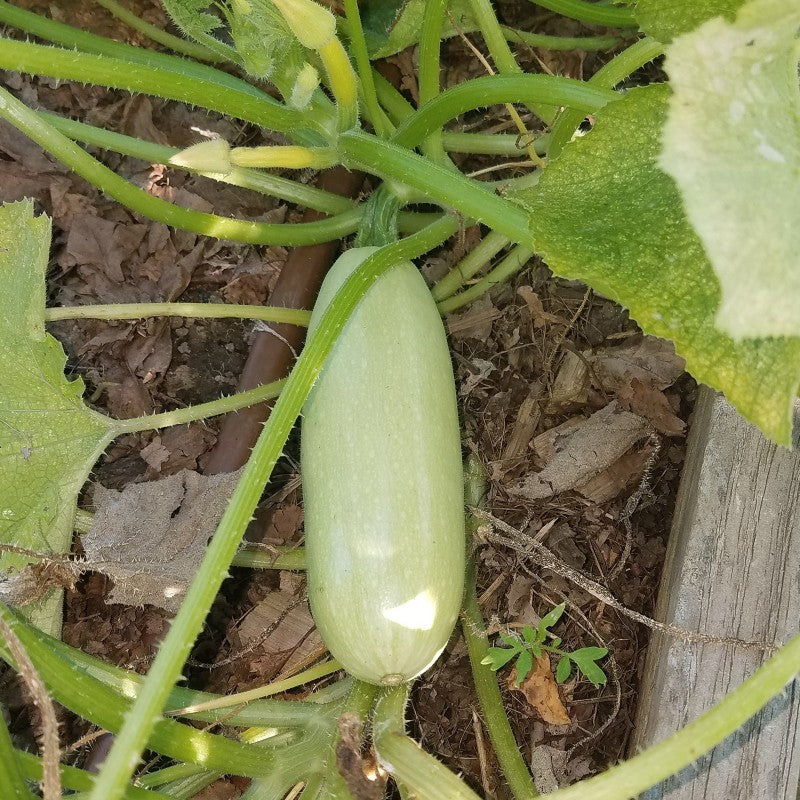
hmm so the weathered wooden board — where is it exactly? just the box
[631,386,800,800]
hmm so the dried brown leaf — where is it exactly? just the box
[508,652,571,726]
[82,469,242,612]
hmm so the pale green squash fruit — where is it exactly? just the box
[301,246,465,686]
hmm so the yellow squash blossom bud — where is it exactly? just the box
[290,63,321,109]
[271,0,336,50]
[169,138,232,173]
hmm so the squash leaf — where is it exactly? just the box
[0,201,113,631]
[633,0,745,42]
[160,0,305,84]
[659,0,800,339]
[527,85,800,444]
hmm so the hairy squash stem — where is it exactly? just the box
[391,74,617,148]
[45,303,311,326]
[37,111,354,214]
[461,456,539,799]
[417,0,449,164]
[528,0,637,28]
[92,0,222,62]
[548,37,665,157]
[0,87,359,246]
[0,37,310,137]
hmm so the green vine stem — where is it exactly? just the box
[108,378,285,436]
[45,302,311,327]
[38,111,354,215]
[0,604,279,778]
[0,87,360,246]
[373,685,483,800]
[501,26,621,51]
[169,660,342,716]
[390,74,617,149]
[134,762,214,791]
[339,130,531,242]
[544,633,800,799]
[431,230,510,301]
[0,37,310,137]
[527,0,637,28]
[442,131,549,156]
[16,749,172,800]
[87,216,459,800]
[0,1,263,97]
[465,0,555,125]
[9,615,341,730]
[461,456,539,800]
[92,0,221,62]
[343,0,390,138]
[417,0,449,163]
[548,36,665,157]
[0,709,33,800]
[437,245,536,314]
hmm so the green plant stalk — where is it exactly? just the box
[38,111,354,215]
[343,0,390,138]
[0,37,310,137]
[92,0,221,62]
[390,74,618,149]
[548,36,664,157]
[465,0,555,125]
[437,245,535,314]
[339,130,530,243]
[108,378,285,436]
[171,660,342,715]
[233,546,307,571]
[417,0,449,163]
[544,633,800,799]
[45,302,311,327]
[373,68,416,124]
[463,579,539,799]
[135,762,214,790]
[0,605,278,778]
[0,88,359,246]
[0,1,264,97]
[502,26,621,51]
[442,131,549,156]
[0,610,336,730]
[460,455,539,799]
[431,229,510,301]
[88,216,459,800]
[528,0,637,28]
[15,749,174,800]
[373,685,483,800]
[0,709,34,800]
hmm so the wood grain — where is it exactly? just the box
[632,386,800,800]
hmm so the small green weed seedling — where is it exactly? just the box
[482,604,609,688]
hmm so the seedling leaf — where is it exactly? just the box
[481,646,519,671]
[555,655,572,684]
[538,602,565,637]
[515,649,533,685]
[528,85,800,445]
[660,0,800,339]
[0,201,113,632]
[569,647,609,687]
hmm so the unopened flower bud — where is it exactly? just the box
[272,0,336,50]
[169,138,231,173]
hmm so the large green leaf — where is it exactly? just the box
[0,201,113,632]
[660,0,800,339]
[527,85,800,444]
[634,0,745,42]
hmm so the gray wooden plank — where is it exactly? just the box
[631,386,800,800]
